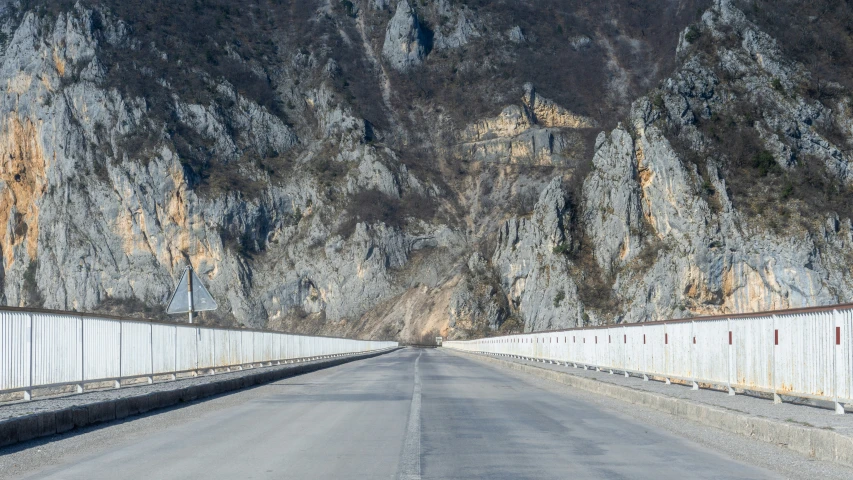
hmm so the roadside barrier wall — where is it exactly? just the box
[444,304,853,413]
[0,308,397,399]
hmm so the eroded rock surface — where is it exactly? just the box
[457,84,594,166]
[0,0,850,342]
[382,0,427,71]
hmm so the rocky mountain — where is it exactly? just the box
[0,0,852,342]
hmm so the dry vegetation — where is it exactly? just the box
[386,0,709,129]
[8,0,711,210]
[665,9,853,236]
[336,189,438,238]
[737,0,853,94]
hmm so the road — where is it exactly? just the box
[1,348,839,479]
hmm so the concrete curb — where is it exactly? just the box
[0,348,399,449]
[448,349,853,468]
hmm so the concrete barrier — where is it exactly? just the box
[0,348,398,449]
[449,349,853,469]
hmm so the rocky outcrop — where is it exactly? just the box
[507,26,525,44]
[568,0,853,323]
[457,84,594,166]
[614,112,843,321]
[581,128,644,274]
[447,252,507,334]
[433,8,478,50]
[382,0,427,71]
[492,178,582,331]
[522,84,593,129]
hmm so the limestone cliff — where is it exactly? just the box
[0,0,852,342]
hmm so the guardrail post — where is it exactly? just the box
[251,332,256,368]
[226,333,232,372]
[115,321,122,389]
[210,329,216,375]
[148,323,154,384]
[607,330,613,374]
[194,327,200,377]
[772,315,780,404]
[172,325,177,380]
[77,317,84,393]
[691,320,698,390]
[664,327,671,385]
[727,318,735,396]
[240,334,247,368]
[642,325,648,381]
[623,327,629,378]
[834,310,845,415]
[24,314,32,401]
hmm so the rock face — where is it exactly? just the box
[382,0,427,71]
[572,0,853,324]
[507,26,525,44]
[491,178,582,331]
[0,0,851,341]
[447,252,508,335]
[457,84,594,166]
[582,127,643,274]
[0,2,456,336]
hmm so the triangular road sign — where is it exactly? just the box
[166,267,218,314]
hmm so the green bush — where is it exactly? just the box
[751,150,780,176]
[552,242,571,255]
[553,289,565,307]
[771,78,784,93]
[684,25,701,43]
[780,181,794,200]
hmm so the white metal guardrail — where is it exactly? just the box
[0,308,397,400]
[444,304,853,414]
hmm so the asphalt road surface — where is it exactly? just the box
[3,348,840,479]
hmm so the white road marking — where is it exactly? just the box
[398,351,422,480]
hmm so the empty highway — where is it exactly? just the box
[2,348,850,479]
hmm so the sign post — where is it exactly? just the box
[167,265,218,323]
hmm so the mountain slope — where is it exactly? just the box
[0,0,851,341]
